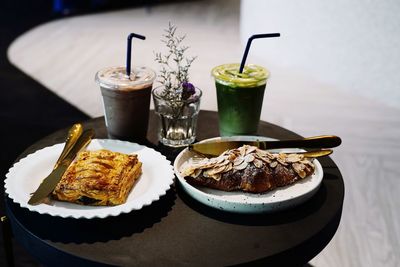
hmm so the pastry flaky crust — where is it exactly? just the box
[181,145,315,193]
[52,149,142,206]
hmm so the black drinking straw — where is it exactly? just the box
[239,33,280,73]
[126,33,146,77]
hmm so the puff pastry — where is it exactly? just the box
[52,149,142,206]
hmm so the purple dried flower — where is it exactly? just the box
[182,82,195,100]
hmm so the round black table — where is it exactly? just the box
[5,110,344,266]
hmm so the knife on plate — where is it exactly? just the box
[28,128,95,205]
[53,123,83,169]
[188,135,341,157]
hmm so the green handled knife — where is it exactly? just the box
[28,128,95,205]
[188,135,341,157]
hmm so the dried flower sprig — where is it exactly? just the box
[155,23,197,102]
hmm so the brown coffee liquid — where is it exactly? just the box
[100,85,152,143]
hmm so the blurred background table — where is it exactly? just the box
[4,110,344,266]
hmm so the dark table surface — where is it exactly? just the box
[5,110,344,267]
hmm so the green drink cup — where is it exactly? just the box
[212,63,269,136]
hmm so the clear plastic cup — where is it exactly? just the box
[211,63,269,136]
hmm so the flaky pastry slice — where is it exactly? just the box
[52,149,142,206]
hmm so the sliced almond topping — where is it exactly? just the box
[277,158,288,166]
[286,153,303,163]
[219,159,230,166]
[269,161,278,168]
[292,163,307,178]
[253,158,263,168]
[245,146,257,155]
[234,161,248,170]
[223,163,233,172]
[239,146,247,157]
[233,157,244,166]
[260,156,271,164]
[208,165,226,175]
[180,161,198,176]
[203,170,211,178]
[256,149,267,156]
[210,173,222,181]
[228,153,237,161]
[298,170,307,178]
[192,169,202,178]
[216,156,226,164]
[278,153,287,160]
[244,154,255,163]
[181,168,195,177]
[266,152,275,160]
[255,152,271,163]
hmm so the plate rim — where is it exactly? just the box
[5,139,174,219]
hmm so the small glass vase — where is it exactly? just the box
[152,86,202,147]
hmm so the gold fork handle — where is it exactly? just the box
[300,149,333,158]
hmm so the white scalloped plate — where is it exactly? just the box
[5,139,174,219]
[174,136,323,214]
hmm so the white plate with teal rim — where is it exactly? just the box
[174,136,323,214]
[5,139,174,219]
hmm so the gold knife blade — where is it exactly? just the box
[28,129,95,205]
[188,135,341,157]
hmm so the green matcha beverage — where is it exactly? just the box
[212,63,269,136]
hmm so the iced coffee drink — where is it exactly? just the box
[95,66,156,143]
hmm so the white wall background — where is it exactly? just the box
[240,0,400,109]
[240,2,400,266]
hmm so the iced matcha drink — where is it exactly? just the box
[211,63,269,136]
[95,66,156,142]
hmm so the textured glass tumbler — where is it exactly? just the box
[152,86,202,147]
